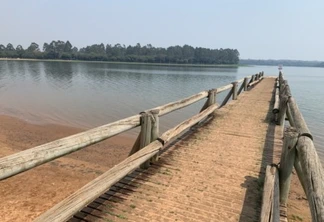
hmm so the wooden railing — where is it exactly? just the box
[261,72,324,222]
[0,72,264,221]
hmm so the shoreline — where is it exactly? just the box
[0,57,242,68]
[0,114,135,221]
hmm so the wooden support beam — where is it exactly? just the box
[220,88,233,107]
[159,104,217,144]
[273,87,280,114]
[216,84,233,94]
[277,95,288,128]
[232,81,238,100]
[296,136,324,222]
[149,90,208,117]
[139,112,152,169]
[207,89,216,106]
[199,89,216,113]
[34,140,164,222]
[237,80,245,95]
[260,164,280,222]
[150,109,160,163]
[288,97,313,140]
[286,103,295,127]
[0,115,141,180]
[294,156,307,196]
[244,77,249,91]
[279,127,298,206]
[35,104,219,222]
[129,132,141,156]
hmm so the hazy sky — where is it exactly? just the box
[1,0,323,60]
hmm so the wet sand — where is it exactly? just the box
[0,115,134,221]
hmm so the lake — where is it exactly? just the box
[0,60,323,159]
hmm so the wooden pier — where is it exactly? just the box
[0,72,323,222]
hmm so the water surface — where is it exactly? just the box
[0,61,323,159]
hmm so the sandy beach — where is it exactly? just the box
[0,115,134,221]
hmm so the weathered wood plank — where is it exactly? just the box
[34,140,163,222]
[288,97,313,140]
[286,103,295,127]
[260,165,280,222]
[273,87,280,114]
[129,131,141,156]
[140,113,152,169]
[277,95,288,127]
[232,81,238,100]
[149,91,208,116]
[279,127,298,206]
[248,78,262,88]
[244,77,249,91]
[159,104,217,144]
[199,89,215,113]
[216,83,233,94]
[294,156,307,195]
[0,115,141,180]
[150,109,160,163]
[296,136,324,222]
[237,80,245,95]
[35,102,218,222]
[220,88,233,107]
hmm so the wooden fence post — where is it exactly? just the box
[249,75,255,85]
[139,112,152,169]
[279,127,298,206]
[232,81,238,100]
[208,89,216,106]
[199,89,216,112]
[150,109,160,163]
[244,77,249,91]
[277,95,288,128]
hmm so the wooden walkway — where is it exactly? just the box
[70,78,283,222]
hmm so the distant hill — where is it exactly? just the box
[240,59,324,67]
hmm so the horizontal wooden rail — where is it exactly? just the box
[296,136,324,221]
[215,83,233,94]
[248,75,263,88]
[0,73,260,181]
[288,97,312,140]
[35,104,218,221]
[274,71,324,222]
[148,90,208,116]
[0,115,141,180]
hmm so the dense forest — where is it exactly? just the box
[0,41,240,65]
[240,59,324,67]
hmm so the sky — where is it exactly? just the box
[1,0,324,60]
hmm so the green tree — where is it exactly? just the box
[16,45,24,58]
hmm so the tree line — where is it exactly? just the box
[240,59,324,67]
[0,41,240,65]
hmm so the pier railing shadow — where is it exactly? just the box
[238,81,277,222]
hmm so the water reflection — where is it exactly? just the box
[1,61,322,162]
[0,60,238,129]
[44,62,74,90]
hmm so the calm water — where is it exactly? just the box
[0,61,323,158]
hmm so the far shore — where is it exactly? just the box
[0,57,243,68]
